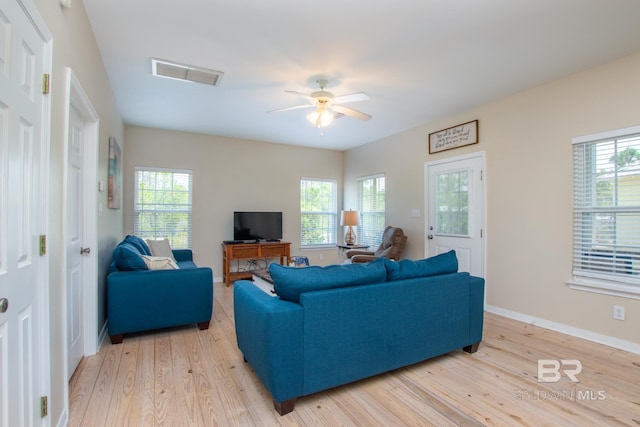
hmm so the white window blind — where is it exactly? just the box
[300,178,337,247]
[572,127,640,285]
[357,174,386,248]
[134,168,193,248]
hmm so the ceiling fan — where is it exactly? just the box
[269,79,372,128]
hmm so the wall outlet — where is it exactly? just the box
[319,253,324,260]
[613,305,625,321]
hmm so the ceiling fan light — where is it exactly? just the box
[306,109,334,128]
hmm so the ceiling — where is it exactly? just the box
[83,0,640,151]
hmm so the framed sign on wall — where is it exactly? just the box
[429,120,479,154]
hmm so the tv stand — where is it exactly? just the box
[222,241,290,286]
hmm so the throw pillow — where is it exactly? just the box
[271,257,387,303]
[384,250,458,281]
[112,243,148,271]
[146,238,176,262]
[141,255,179,270]
[123,235,151,255]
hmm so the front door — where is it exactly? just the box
[0,0,51,424]
[425,152,485,277]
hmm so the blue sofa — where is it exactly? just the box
[234,251,484,415]
[107,236,213,344]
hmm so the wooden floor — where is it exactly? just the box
[69,282,640,426]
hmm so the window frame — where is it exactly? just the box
[357,173,386,248]
[300,177,338,248]
[568,125,640,300]
[134,167,193,249]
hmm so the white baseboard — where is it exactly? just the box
[55,409,68,427]
[485,305,640,355]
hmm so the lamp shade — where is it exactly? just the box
[340,210,360,227]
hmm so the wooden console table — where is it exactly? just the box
[222,242,290,286]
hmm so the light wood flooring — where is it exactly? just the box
[69,282,640,426]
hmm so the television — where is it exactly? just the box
[234,211,283,242]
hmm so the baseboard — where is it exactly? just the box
[485,305,640,355]
[55,409,68,427]
[98,320,109,350]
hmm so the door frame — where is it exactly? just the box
[424,150,486,277]
[62,68,99,387]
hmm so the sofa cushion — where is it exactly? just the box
[384,250,458,281]
[270,258,387,303]
[113,243,148,271]
[141,255,179,270]
[146,238,177,262]
[123,235,151,256]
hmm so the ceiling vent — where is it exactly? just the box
[151,58,224,86]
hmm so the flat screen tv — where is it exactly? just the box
[234,211,283,242]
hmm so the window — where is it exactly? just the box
[300,178,337,247]
[357,174,385,247]
[134,168,193,248]
[572,126,640,291]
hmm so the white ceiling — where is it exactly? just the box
[83,0,640,151]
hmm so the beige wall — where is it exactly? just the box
[34,0,124,424]
[123,126,345,274]
[345,52,640,345]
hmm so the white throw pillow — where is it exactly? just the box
[146,238,176,261]
[141,255,179,270]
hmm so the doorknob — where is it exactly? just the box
[0,298,8,313]
[428,234,434,240]
[80,247,91,255]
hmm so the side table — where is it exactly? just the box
[336,244,369,263]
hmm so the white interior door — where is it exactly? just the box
[66,104,85,379]
[0,0,51,424]
[425,152,485,277]
[64,68,100,385]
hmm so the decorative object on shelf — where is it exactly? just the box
[341,210,360,245]
[428,120,478,154]
[108,137,121,209]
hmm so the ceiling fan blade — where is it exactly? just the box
[331,104,372,121]
[285,90,316,102]
[268,104,314,113]
[331,92,369,104]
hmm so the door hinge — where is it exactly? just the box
[41,395,48,417]
[39,235,46,256]
[480,170,484,181]
[42,74,50,94]
[480,229,483,238]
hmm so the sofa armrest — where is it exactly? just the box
[351,254,377,263]
[107,266,213,336]
[172,249,193,262]
[467,275,485,344]
[233,280,304,403]
[345,249,374,258]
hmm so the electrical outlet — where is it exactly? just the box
[319,253,324,260]
[613,305,625,321]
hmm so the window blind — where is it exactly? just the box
[300,178,337,246]
[572,129,640,285]
[134,168,193,248]
[357,174,385,248]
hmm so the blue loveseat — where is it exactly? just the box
[234,251,484,415]
[107,236,213,344]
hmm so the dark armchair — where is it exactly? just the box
[346,226,408,263]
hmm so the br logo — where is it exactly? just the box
[537,359,582,383]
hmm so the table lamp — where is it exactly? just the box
[341,210,360,245]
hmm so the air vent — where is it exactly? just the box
[151,58,224,86]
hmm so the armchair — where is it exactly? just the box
[346,226,407,263]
